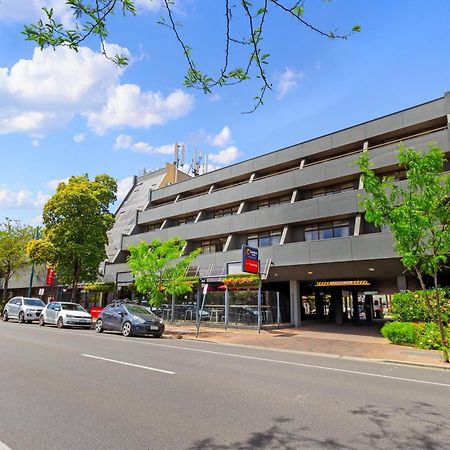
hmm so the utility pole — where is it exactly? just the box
[27,227,40,297]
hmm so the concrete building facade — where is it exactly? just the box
[102,94,450,325]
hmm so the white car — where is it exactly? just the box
[39,302,92,329]
[2,297,46,323]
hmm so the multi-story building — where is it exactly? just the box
[103,93,450,326]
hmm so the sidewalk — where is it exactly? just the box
[164,322,448,369]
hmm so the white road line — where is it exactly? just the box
[82,354,175,375]
[4,323,448,387]
[0,441,13,450]
[132,343,450,388]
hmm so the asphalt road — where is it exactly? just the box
[1,321,450,450]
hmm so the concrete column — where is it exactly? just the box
[397,275,407,291]
[331,288,344,324]
[289,280,301,327]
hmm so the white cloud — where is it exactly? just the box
[46,178,69,191]
[0,186,50,209]
[0,45,194,136]
[86,85,194,134]
[0,0,74,26]
[275,67,304,99]
[208,146,240,165]
[134,0,163,12]
[73,133,86,143]
[212,126,232,147]
[115,134,175,155]
[117,177,135,201]
[30,215,43,226]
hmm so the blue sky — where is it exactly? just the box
[1,1,450,225]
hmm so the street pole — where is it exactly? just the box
[27,227,40,297]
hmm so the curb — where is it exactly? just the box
[164,329,449,370]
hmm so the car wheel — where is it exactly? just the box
[95,319,104,333]
[39,316,45,326]
[26,320,32,324]
[18,311,25,323]
[2,310,8,322]
[153,333,163,338]
[122,321,132,337]
[57,317,64,329]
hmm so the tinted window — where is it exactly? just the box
[125,304,155,316]
[61,304,86,312]
[15,299,22,305]
[24,299,45,307]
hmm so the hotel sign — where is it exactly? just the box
[315,280,370,287]
[242,245,259,274]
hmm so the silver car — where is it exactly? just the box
[2,297,46,323]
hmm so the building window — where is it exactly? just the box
[213,206,239,218]
[177,215,196,226]
[147,222,162,232]
[304,221,350,241]
[257,195,291,209]
[201,238,227,253]
[247,230,282,247]
[311,182,354,198]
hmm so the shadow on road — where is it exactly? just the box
[186,402,450,450]
[186,416,348,450]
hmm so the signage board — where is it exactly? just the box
[242,245,259,274]
[38,288,45,296]
[315,280,370,287]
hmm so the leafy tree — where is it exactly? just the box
[27,174,117,302]
[0,219,35,302]
[23,1,360,112]
[128,237,201,306]
[357,144,450,362]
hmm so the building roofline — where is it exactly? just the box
[159,94,446,190]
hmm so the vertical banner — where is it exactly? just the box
[45,267,55,286]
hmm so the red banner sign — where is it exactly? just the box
[46,267,55,286]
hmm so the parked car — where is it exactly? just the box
[95,302,165,337]
[2,297,46,323]
[39,302,92,329]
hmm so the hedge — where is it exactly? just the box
[391,289,450,324]
[381,321,450,350]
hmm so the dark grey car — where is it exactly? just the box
[95,303,165,338]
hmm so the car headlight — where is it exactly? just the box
[132,315,145,323]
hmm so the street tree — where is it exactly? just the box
[357,144,450,362]
[23,1,360,112]
[0,219,35,303]
[27,174,117,302]
[128,237,201,306]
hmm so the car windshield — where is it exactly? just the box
[23,299,45,306]
[61,304,86,312]
[125,304,154,316]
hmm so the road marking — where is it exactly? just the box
[81,354,175,375]
[0,441,13,450]
[133,342,450,388]
[3,323,448,387]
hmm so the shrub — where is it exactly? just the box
[381,322,418,345]
[416,322,450,351]
[391,289,450,323]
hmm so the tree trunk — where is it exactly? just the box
[2,275,9,302]
[71,260,80,303]
[433,273,449,363]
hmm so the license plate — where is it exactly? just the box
[150,325,159,331]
